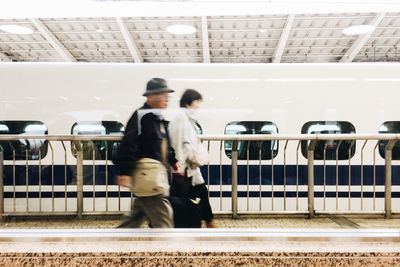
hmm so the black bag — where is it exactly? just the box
[170,172,193,198]
[169,172,202,228]
[169,196,202,228]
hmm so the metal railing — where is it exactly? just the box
[0,134,399,219]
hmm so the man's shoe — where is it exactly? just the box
[206,221,218,228]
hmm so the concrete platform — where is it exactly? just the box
[0,228,399,266]
[1,214,400,266]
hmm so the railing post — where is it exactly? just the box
[74,141,84,219]
[0,147,4,221]
[384,140,396,219]
[307,140,317,219]
[231,140,238,219]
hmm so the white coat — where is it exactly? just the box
[169,108,206,186]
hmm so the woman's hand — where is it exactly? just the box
[187,156,202,169]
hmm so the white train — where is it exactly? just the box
[1,62,400,215]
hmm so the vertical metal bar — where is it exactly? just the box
[117,142,121,212]
[270,141,274,211]
[246,142,250,211]
[38,149,42,212]
[259,141,262,211]
[207,141,210,199]
[75,141,83,219]
[60,141,67,212]
[323,143,327,211]
[348,141,355,211]
[373,142,379,211]
[0,147,4,221]
[12,148,15,212]
[283,140,288,211]
[25,148,29,212]
[49,142,55,212]
[219,141,223,211]
[384,140,396,219]
[360,140,368,211]
[296,141,301,211]
[105,142,109,212]
[91,142,96,212]
[307,140,316,219]
[231,140,238,219]
[335,141,342,211]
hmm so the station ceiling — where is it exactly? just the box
[0,7,399,63]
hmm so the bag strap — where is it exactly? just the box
[160,122,169,167]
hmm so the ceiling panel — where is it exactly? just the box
[0,13,399,63]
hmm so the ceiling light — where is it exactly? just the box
[259,29,267,33]
[0,24,33,34]
[96,28,104,32]
[342,25,375,36]
[166,24,196,35]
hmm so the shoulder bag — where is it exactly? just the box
[129,122,170,197]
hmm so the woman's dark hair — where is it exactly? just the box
[180,89,203,107]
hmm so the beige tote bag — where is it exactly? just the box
[130,123,170,197]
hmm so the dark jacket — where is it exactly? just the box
[113,103,178,176]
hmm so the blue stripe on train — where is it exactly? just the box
[3,191,400,198]
[3,191,133,198]
[2,164,397,186]
[204,165,390,186]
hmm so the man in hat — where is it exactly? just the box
[113,78,180,228]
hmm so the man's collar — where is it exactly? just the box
[142,102,152,109]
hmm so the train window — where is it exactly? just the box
[378,121,400,160]
[301,121,356,160]
[0,121,48,160]
[0,124,9,132]
[224,121,278,160]
[71,121,124,160]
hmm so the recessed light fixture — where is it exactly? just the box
[259,29,267,33]
[166,24,196,35]
[96,28,104,33]
[342,25,375,36]
[0,24,33,34]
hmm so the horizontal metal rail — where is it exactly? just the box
[0,133,400,141]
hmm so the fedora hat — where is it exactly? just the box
[143,78,174,96]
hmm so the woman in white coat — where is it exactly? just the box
[169,89,216,228]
